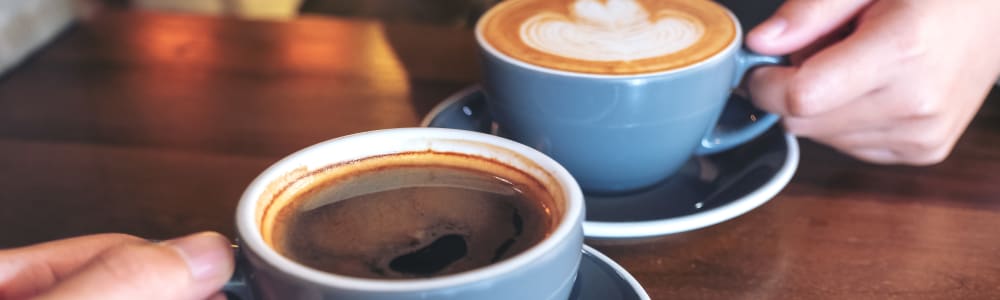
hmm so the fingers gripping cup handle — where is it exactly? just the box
[694,50,784,155]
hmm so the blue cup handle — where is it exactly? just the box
[694,49,784,155]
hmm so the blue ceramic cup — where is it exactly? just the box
[476,4,781,193]
[227,128,585,300]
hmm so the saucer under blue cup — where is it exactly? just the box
[421,86,799,239]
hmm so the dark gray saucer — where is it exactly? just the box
[575,245,649,300]
[422,86,799,239]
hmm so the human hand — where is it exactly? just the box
[0,232,234,300]
[745,0,1000,164]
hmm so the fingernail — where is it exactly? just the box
[755,18,787,41]
[164,232,233,281]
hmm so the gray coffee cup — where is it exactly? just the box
[476,6,781,193]
[224,128,585,300]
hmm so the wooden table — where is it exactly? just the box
[2,9,999,299]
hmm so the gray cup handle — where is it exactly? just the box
[694,49,784,155]
[224,244,256,300]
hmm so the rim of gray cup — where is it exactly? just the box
[236,128,585,292]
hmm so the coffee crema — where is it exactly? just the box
[478,0,736,75]
[259,151,560,279]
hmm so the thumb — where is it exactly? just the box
[746,0,872,55]
[34,232,234,300]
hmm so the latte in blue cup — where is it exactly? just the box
[476,0,781,193]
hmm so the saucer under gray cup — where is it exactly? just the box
[226,244,649,300]
[476,0,783,193]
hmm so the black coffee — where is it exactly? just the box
[266,152,557,279]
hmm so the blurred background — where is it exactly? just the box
[0,0,500,76]
[102,0,499,25]
[1,0,782,77]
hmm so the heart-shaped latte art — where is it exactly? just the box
[520,0,705,62]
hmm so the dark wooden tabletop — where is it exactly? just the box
[2,10,999,299]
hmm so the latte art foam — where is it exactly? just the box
[478,0,736,75]
[520,0,704,62]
